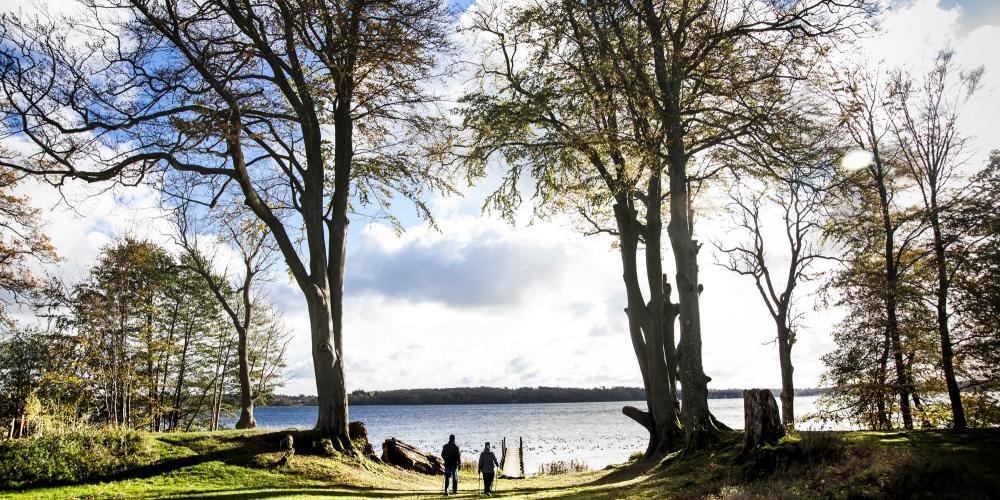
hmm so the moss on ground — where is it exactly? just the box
[1,428,998,499]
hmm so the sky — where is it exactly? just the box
[4,0,1000,396]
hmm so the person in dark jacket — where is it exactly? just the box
[441,434,461,495]
[478,442,500,495]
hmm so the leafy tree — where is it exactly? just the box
[0,167,56,329]
[826,67,926,429]
[949,152,1000,426]
[886,52,983,429]
[70,238,178,429]
[0,0,453,448]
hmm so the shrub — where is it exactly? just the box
[0,428,151,489]
[797,431,846,463]
[460,458,478,473]
[628,451,645,461]
[538,459,589,475]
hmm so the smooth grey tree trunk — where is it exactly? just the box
[235,333,256,429]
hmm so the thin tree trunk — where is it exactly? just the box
[235,281,256,429]
[928,208,966,428]
[235,329,256,429]
[777,323,795,429]
[171,323,192,431]
[877,332,892,430]
[875,174,912,430]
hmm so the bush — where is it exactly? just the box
[628,451,646,461]
[0,428,151,489]
[738,432,849,481]
[538,459,589,475]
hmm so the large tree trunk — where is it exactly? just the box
[306,289,350,448]
[614,201,682,455]
[638,0,717,450]
[312,74,354,452]
[667,164,718,450]
[381,438,445,474]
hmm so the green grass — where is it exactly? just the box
[2,428,998,499]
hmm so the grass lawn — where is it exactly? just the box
[2,428,999,499]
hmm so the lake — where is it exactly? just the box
[228,396,829,474]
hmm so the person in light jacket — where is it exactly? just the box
[441,434,461,495]
[478,442,500,495]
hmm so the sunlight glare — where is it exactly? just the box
[841,149,874,171]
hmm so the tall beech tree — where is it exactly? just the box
[628,0,869,449]
[463,0,868,451]
[0,0,451,447]
[462,0,687,454]
[886,52,982,429]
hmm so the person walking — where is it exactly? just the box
[478,442,500,496]
[441,434,461,495]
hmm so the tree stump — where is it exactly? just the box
[275,434,295,467]
[349,421,380,462]
[381,438,445,474]
[741,388,785,456]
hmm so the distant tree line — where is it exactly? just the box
[261,387,829,406]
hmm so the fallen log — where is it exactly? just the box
[381,438,444,474]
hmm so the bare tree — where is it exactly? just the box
[715,147,835,429]
[174,200,278,429]
[887,51,983,429]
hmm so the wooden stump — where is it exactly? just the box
[741,388,785,456]
[349,421,380,462]
[381,438,445,474]
[275,434,295,467]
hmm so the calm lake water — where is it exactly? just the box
[226,396,827,474]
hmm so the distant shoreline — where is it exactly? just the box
[262,386,828,407]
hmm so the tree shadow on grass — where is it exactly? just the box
[7,429,340,494]
[151,486,442,499]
